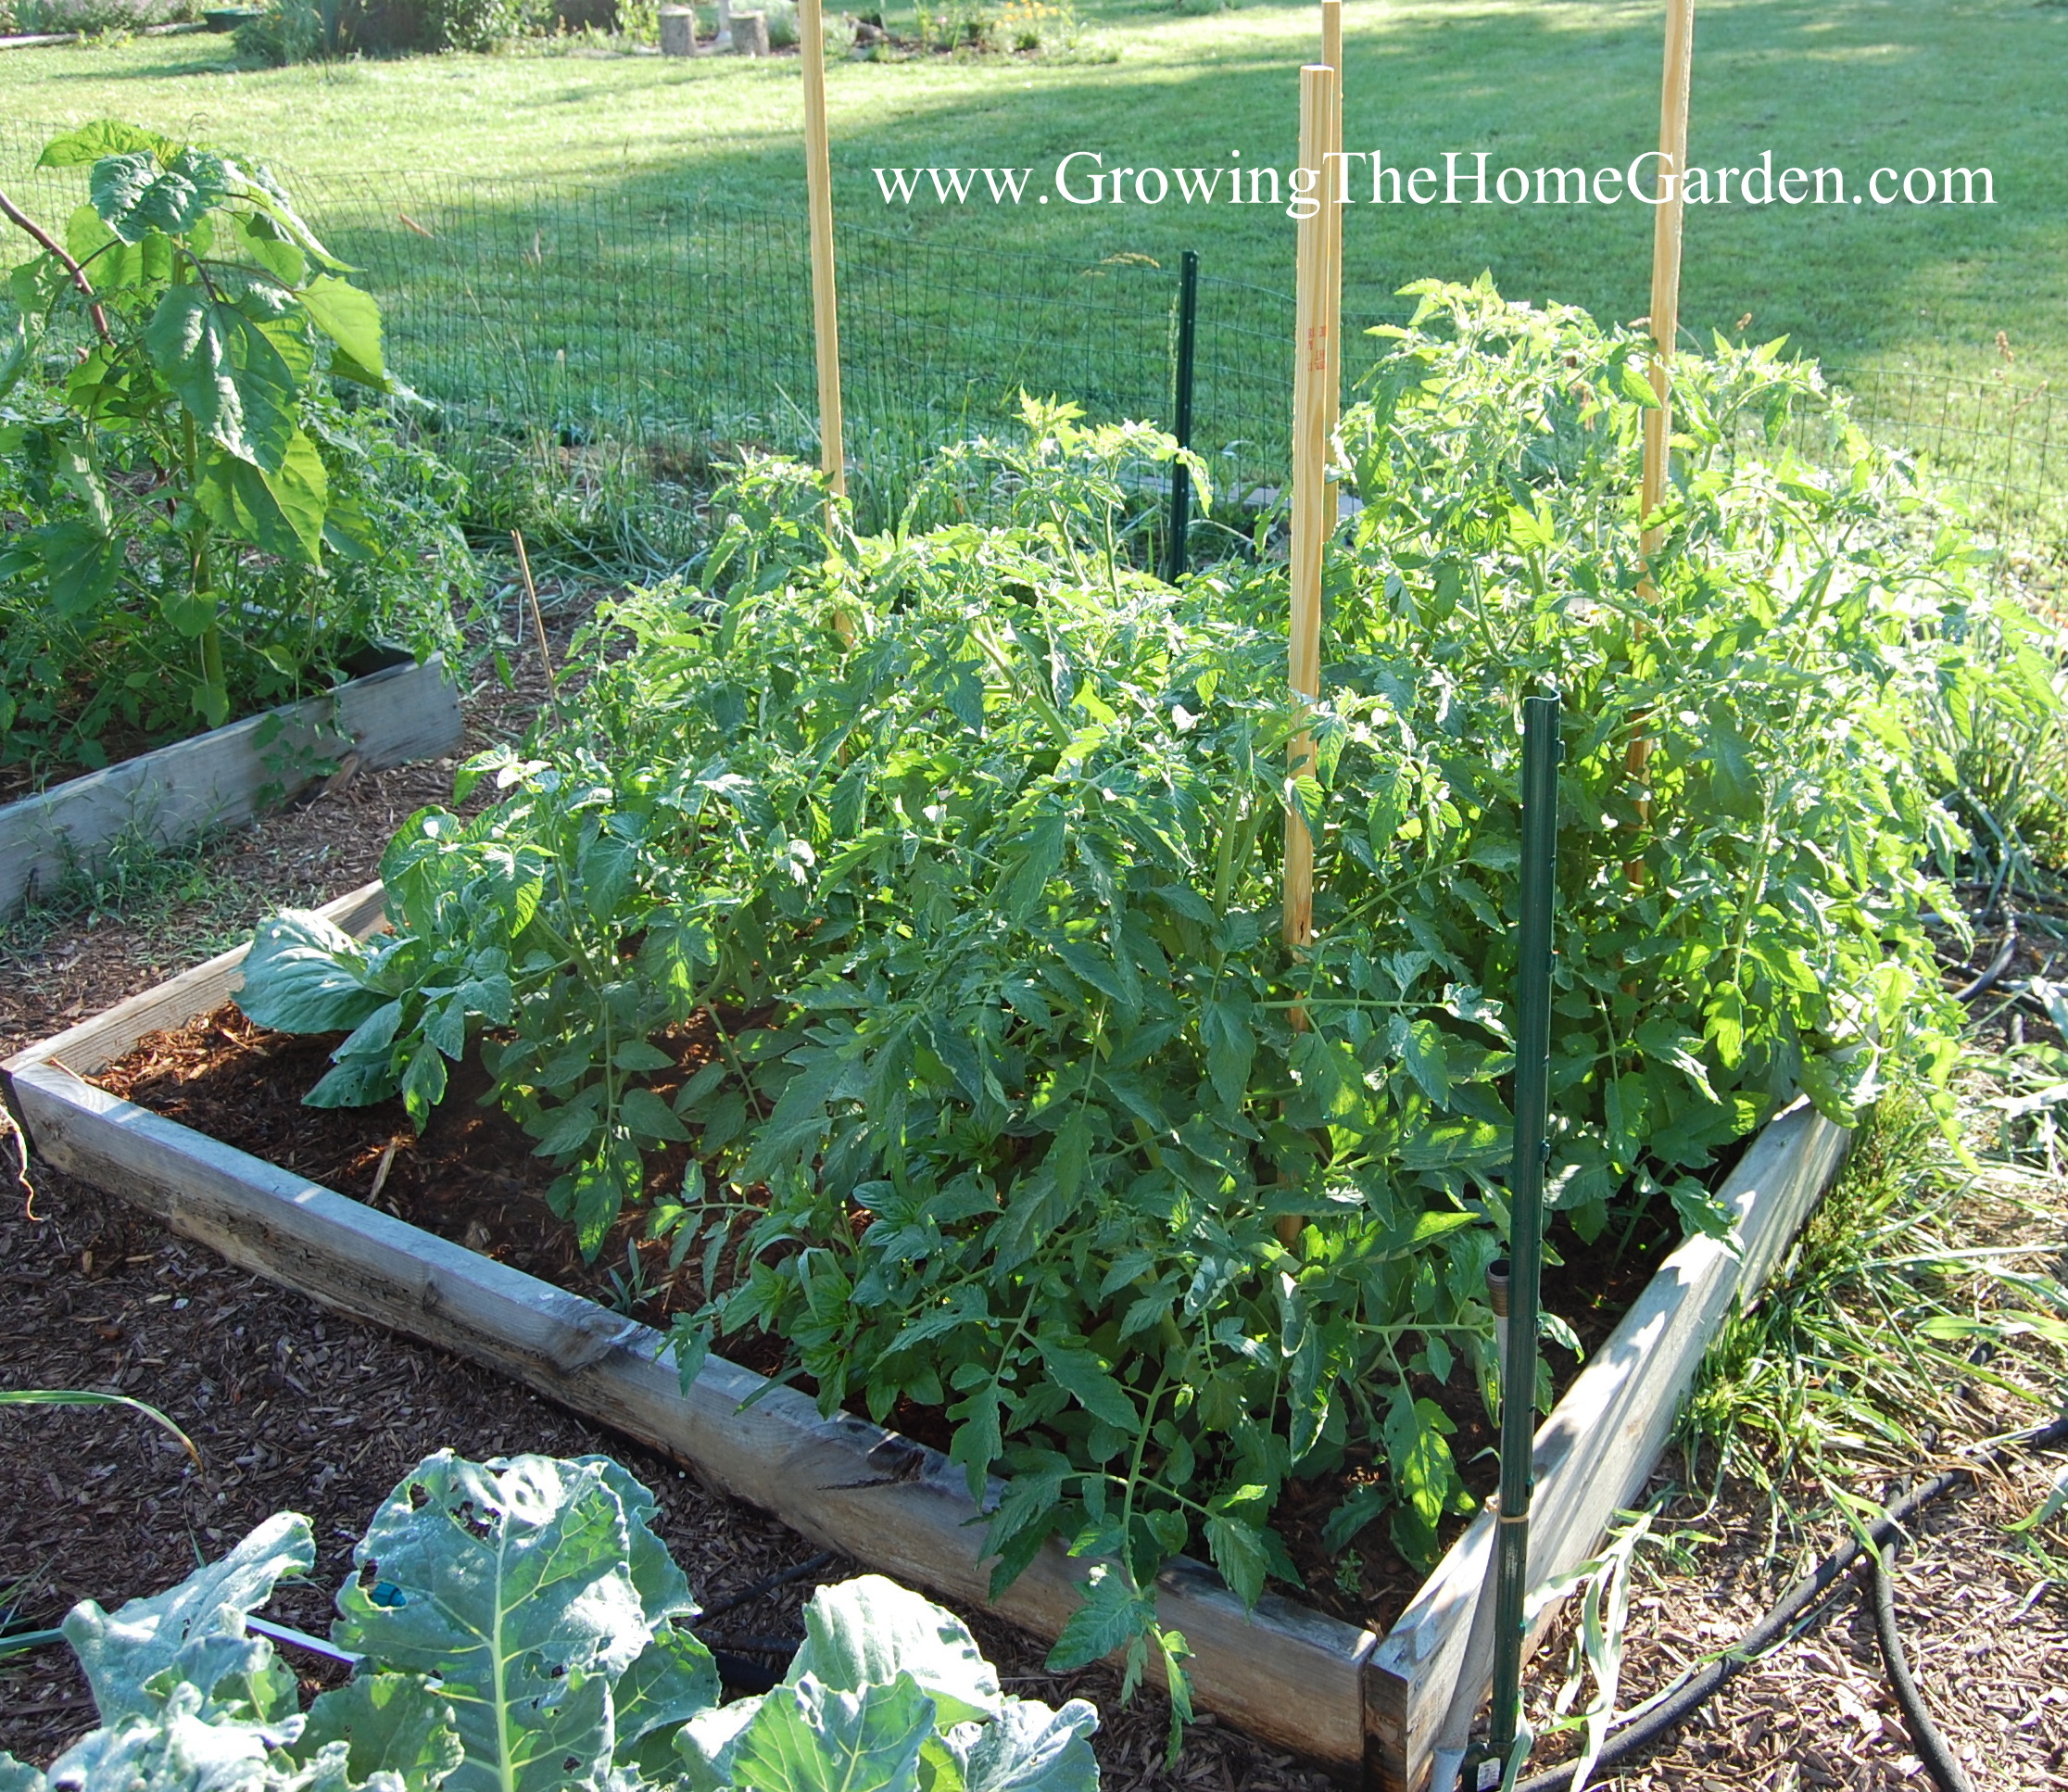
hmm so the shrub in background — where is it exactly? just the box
[236,0,604,57]
[13,0,195,28]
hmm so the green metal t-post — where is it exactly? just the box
[1487,689,1562,1770]
[1165,248,1200,584]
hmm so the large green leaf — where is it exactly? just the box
[143,282,303,470]
[731,1672,938,1792]
[236,911,387,1035]
[786,1577,1001,1727]
[36,520,125,619]
[1382,1390,1460,1572]
[43,1685,300,1792]
[581,1456,697,1627]
[613,1627,720,1765]
[37,120,177,169]
[332,1453,654,1792]
[300,274,386,387]
[1036,1344,1136,1433]
[1198,997,1254,1114]
[950,1698,1100,1792]
[295,1672,462,1786]
[62,1513,313,1723]
[0,1752,48,1792]
[1200,1514,1268,1610]
[91,146,231,244]
[1041,1565,1154,1674]
[240,162,354,272]
[674,1696,763,1792]
[195,430,330,562]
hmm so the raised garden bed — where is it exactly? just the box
[2,880,1851,1790]
[0,656,461,920]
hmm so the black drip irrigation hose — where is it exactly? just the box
[1954,916,2020,1004]
[695,1548,838,1622]
[710,1649,792,1695]
[692,1554,837,1693]
[1867,1542,1977,1792]
[1513,1413,2068,1792]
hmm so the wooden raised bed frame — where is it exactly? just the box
[1,883,1850,1790]
[0,656,462,919]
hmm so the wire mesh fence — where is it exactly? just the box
[1,120,2060,562]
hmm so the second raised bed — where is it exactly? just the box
[0,656,462,919]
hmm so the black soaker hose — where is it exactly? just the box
[1954,919,2020,1004]
[1867,1542,1976,1792]
[1513,1413,2068,1792]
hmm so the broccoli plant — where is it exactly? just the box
[0,1449,1099,1792]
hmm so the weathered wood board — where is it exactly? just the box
[2,882,1850,1787]
[0,658,460,918]
[1368,1099,1850,1790]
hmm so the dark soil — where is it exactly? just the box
[87,1000,1679,1636]
[0,720,168,806]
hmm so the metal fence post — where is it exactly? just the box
[1485,688,1563,1776]
[1165,248,1200,583]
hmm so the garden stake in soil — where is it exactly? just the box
[800,0,846,506]
[1279,62,1335,1247]
[511,528,560,714]
[1164,248,1200,583]
[1320,0,1343,453]
[1283,61,1335,960]
[1624,0,1695,881]
[1485,690,1563,1779]
[1641,0,1695,543]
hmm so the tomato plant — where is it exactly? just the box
[239,293,2042,1716]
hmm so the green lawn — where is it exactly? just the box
[3,0,2061,538]
[4,0,2060,375]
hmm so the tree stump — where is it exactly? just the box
[730,6,766,52]
[659,4,698,52]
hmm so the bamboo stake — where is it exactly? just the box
[1641,0,1695,558]
[511,529,560,719]
[1277,63,1336,1254]
[1320,0,1343,451]
[1284,63,1335,957]
[799,0,845,501]
[1625,0,1694,876]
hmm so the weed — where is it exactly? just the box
[0,823,258,965]
[1682,1079,2068,1489]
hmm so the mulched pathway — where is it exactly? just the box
[3,598,2065,1790]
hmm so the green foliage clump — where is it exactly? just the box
[0,1447,1094,1792]
[238,286,2043,1706]
[0,121,475,785]
[417,0,536,49]
[8,0,196,30]
[233,0,599,60]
